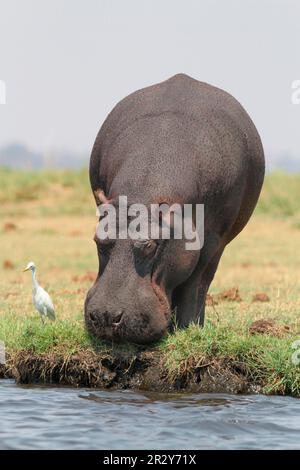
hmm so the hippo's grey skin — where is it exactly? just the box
[85,74,265,344]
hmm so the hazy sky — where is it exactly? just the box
[0,0,300,164]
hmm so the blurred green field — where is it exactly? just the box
[0,168,300,394]
[1,168,300,218]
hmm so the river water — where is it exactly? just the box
[0,379,299,449]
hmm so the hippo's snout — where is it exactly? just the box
[85,302,169,345]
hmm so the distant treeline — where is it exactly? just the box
[0,143,88,170]
[0,142,300,172]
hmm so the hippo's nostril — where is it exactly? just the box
[112,309,124,327]
[90,312,97,322]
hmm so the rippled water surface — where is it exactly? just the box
[0,379,299,449]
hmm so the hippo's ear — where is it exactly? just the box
[94,189,112,206]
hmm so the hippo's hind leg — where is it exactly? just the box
[172,233,224,328]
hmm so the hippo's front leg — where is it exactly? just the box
[173,236,224,327]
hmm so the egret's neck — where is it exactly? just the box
[31,268,39,291]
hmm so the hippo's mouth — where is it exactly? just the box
[86,278,172,344]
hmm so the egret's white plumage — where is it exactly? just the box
[23,262,55,323]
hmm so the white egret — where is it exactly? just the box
[23,261,56,323]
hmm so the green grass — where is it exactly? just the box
[161,323,300,395]
[256,171,300,218]
[0,167,299,227]
[0,167,89,199]
[0,313,90,354]
[1,167,300,219]
[0,167,91,217]
[1,310,299,394]
[0,310,140,358]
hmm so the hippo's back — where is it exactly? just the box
[91,75,264,217]
[95,74,262,164]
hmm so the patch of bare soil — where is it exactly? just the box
[240,262,252,268]
[252,292,270,302]
[57,288,85,295]
[217,287,242,302]
[3,222,17,232]
[205,294,218,306]
[3,259,14,270]
[72,272,97,283]
[0,350,260,394]
[249,319,290,337]
[69,230,82,237]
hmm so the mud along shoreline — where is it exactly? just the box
[0,348,275,395]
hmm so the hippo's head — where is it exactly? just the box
[84,198,200,344]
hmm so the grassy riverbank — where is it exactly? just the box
[0,169,300,394]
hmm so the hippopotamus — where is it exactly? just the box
[85,73,265,344]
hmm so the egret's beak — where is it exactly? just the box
[23,267,29,272]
